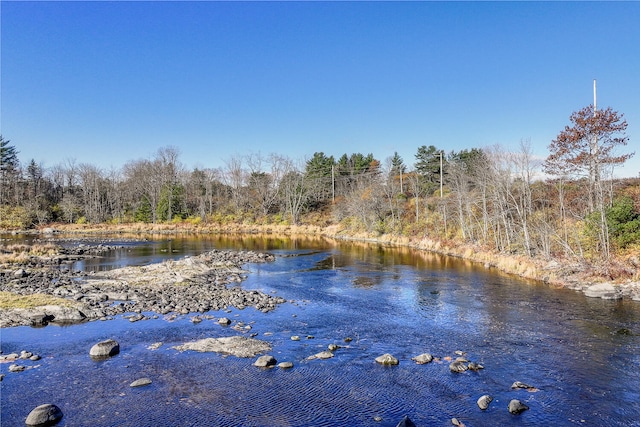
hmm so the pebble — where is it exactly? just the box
[278,361,294,369]
[130,378,152,387]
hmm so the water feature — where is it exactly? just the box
[1,235,639,426]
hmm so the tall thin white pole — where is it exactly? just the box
[331,165,335,203]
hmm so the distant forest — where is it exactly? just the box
[1,105,639,265]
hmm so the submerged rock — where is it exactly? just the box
[173,336,271,358]
[25,403,63,426]
[90,339,120,359]
[307,351,334,360]
[511,381,535,390]
[396,415,416,427]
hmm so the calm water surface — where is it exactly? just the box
[1,235,639,426]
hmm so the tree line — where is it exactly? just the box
[1,103,638,264]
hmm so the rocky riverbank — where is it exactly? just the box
[0,246,285,327]
[27,223,640,301]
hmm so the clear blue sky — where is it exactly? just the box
[2,1,639,177]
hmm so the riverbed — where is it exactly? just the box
[1,235,639,426]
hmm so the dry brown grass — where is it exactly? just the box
[0,242,61,263]
[0,291,76,309]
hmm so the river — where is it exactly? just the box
[1,235,639,426]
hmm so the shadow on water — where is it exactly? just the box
[2,235,640,426]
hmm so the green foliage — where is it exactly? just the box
[0,135,19,173]
[336,153,377,175]
[306,152,335,177]
[134,199,153,223]
[606,196,640,249]
[184,215,202,225]
[76,216,88,224]
[157,184,185,222]
[390,152,406,174]
[414,145,441,180]
[448,148,487,172]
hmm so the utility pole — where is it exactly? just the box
[439,151,443,198]
[331,165,335,203]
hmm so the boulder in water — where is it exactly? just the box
[89,339,120,359]
[375,353,399,365]
[508,399,529,414]
[25,404,63,426]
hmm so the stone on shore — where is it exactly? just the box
[46,306,87,324]
[89,339,120,359]
[584,283,622,300]
[25,403,63,426]
[375,353,399,365]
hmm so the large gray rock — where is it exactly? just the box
[584,283,621,299]
[253,355,277,367]
[89,339,120,359]
[25,403,63,426]
[46,306,87,324]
